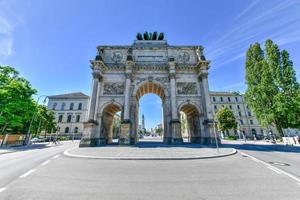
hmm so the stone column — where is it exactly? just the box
[80,70,102,147]
[168,60,183,144]
[199,68,220,144]
[88,72,100,120]
[119,62,133,145]
[94,78,103,120]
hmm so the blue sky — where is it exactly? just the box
[1,0,300,129]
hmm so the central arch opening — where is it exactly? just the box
[135,82,167,144]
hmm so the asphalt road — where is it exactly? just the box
[0,141,300,200]
[0,141,78,190]
[221,140,300,179]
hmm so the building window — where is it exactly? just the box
[229,105,232,109]
[250,120,254,125]
[78,103,82,110]
[238,112,242,117]
[76,115,80,122]
[248,111,252,116]
[65,127,69,133]
[52,103,57,110]
[228,97,231,102]
[61,102,66,110]
[252,128,257,135]
[240,119,244,125]
[237,105,240,109]
[222,105,224,108]
[74,127,78,133]
[214,105,217,110]
[212,97,216,102]
[70,103,74,110]
[58,115,63,123]
[235,97,238,102]
[67,115,72,123]
[220,97,223,102]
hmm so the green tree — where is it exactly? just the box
[245,40,299,137]
[215,107,237,135]
[0,66,37,134]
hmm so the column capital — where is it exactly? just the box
[92,72,103,81]
[198,69,208,79]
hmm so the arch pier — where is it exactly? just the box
[79,39,220,147]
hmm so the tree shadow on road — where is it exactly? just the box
[220,142,300,153]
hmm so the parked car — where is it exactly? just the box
[31,137,42,143]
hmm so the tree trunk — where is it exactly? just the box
[274,120,284,138]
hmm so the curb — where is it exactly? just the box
[63,147,237,160]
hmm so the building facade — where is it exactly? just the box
[47,92,89,139]
[210,91,278,138]
[80,39,217,147]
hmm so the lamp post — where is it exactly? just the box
[70,115,75,142]
[24,95,48,145]
[212,117,220,153]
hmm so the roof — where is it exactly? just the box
[48,92,89,99]
[209,91,243,96]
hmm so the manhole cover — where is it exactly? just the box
[269,162,290,166]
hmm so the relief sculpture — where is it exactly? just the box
[103,82,125,95]
[177,82,197,95]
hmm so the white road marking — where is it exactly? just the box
[19,169,36,178]
[240,151,300,183]
[0,187,7,193]
[53,155,60,159]
[297,182,300,186]
[40,160,50,166]
[267,166,281,174]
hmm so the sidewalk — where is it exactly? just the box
[64,143,237,160]
[0,142,65,155]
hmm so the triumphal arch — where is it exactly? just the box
[80,35,218,147]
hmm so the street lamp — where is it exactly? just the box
[212,117,220,153]
[24,95,49,145]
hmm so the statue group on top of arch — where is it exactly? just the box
[79,36,220,147]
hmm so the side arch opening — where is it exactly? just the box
[179,103,202,143]
[101,103,122,144]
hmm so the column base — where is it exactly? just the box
[79,137,108,147]
[190,136,202,143]
[119,120,131,145]
[170,119,183,144]
[171,137,183,144]
[201,137,221,145]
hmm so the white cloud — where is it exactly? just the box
[0,0,27,58]
[206,0,300,69]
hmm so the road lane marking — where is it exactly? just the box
[267,166,281,174]
[53,155,60,159]
[0,187,7,193]
[19,169,36,178]
[40,160,50,166]
[297,182,300,186]
[240,151,300,183]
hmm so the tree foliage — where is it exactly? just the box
[0,66,56,136]
[215,107,237,132]
[245,39,300,137]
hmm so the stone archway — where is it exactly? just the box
[79,38,220,147]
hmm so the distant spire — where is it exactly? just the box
[142,114,145,130]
